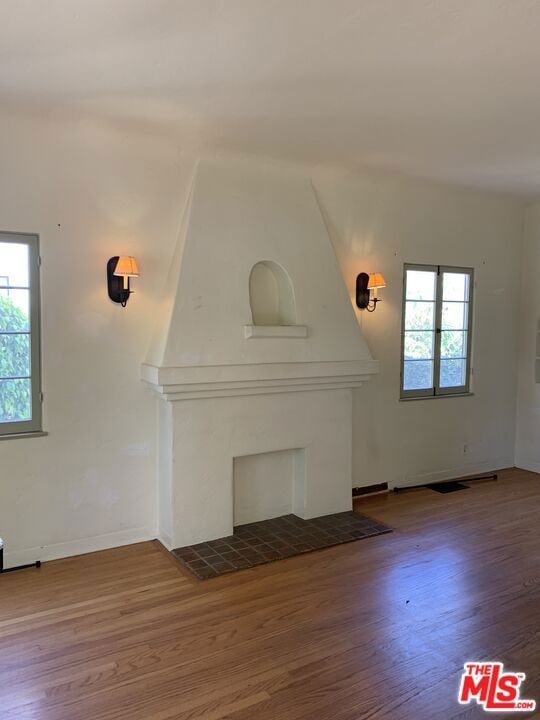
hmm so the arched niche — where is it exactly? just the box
[249,261,297,326]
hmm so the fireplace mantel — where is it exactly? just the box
[142,359,378,401]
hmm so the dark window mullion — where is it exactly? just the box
[405,298,437,303]
[433,268,443,395]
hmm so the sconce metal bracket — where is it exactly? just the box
[356,272,370,309]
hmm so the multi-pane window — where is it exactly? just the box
[401,264,473,399]
[0,233,42,435]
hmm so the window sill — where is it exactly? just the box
[0,430,48,441]
[400,392,474,402]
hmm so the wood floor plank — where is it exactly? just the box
[1,467,538,719]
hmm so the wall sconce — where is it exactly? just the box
[107,256,140,307]
[356,272,386,312]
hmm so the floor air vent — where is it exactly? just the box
[426,481,470,494]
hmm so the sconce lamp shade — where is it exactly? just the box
[113,256,140,278]
[367,272,386,289]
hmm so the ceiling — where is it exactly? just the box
[2,0,540,194]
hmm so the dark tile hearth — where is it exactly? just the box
[172,511,392,579]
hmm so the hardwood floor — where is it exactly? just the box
[1,467,539,719]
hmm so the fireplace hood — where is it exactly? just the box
[142,156,377,398]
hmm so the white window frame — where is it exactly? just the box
[400,263,474,400]
[0,232,42,436]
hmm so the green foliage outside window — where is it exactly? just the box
[0,295,31,422]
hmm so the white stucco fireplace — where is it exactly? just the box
[142,156,377,549]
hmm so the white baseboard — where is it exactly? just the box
[2,525,157,569]
[157,530,173,551]
[515,458,540,474]
[396,457,513,490]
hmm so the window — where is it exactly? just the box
[401,264,473,399]
[0,233,42,435]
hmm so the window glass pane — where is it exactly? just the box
[0,289,30,332]
[442,301,468,330]
[403,360,433,390]
[406,270,436,301]
[0,333,30,378]
[0,378,31,422]
[441,331,467,359]
[405,301,435,330]
[440,358,466,388]
[404,331,434,360]
[443,272,469,301]
[0,242,29,287]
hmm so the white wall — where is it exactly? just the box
[0,111,525,564]
[515,202,540,472]
[312,167,523,489]
[0,110,196,565]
